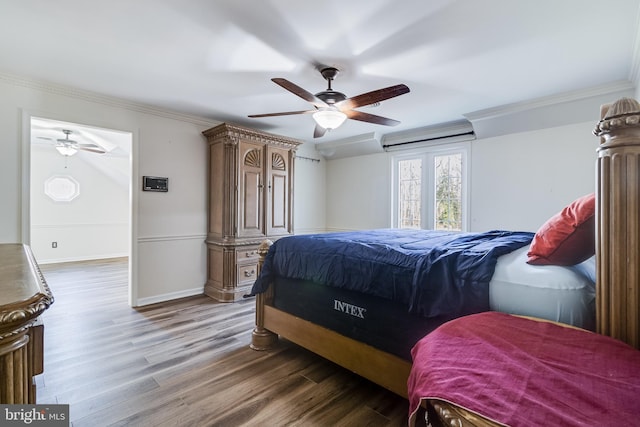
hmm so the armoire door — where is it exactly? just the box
[266,146,292,236]
[238,140,266,238]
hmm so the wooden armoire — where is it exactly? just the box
[203,123,301,302]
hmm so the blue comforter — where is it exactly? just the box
[251,229,533,318]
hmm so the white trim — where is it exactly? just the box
[134,287,204,307]
[464,80,635,122]
[129,123,139,308]
[38,253,129,265]
[137,234,207,243]
[31,222,129,229]
[2,72,219,127]
[293,227,328,235]
[20,111,31,245]
[21,110,137,307]
[324,227,361,233]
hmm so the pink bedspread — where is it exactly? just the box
[408,312,640,426]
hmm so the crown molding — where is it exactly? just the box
[315,132,382,159]
[0,71,219,127]
[464,80,635,122]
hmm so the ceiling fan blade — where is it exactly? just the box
[313,124,327,139]
[271,78,328,109]
[336,84,410,110]
[248,110,315,118]
[77,146,106,154]
[77,142,105,149]
[344,110,401,126]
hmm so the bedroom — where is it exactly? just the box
[1,0,638,304]
[1,0,639,424]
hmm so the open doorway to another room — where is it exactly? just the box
[29,116,133,304]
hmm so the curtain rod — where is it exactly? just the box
[296,155,321,163]
[382,130,475,149]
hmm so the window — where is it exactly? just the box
[392,143,468,231]
[398,158,422,229]
[434,153,463,230]
[44,175,80,202]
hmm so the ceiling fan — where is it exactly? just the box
[249,67,410,138]
[41,129,106,156]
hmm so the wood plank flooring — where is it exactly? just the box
[36,258,420,426]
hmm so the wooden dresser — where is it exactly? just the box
[0,244,54,403]
[203,123,301,302]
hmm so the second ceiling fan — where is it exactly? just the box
[249,67,410,138]
[55,129,106,156]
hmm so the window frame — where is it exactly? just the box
[391,142,470,231]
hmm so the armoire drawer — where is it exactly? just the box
[236,247,259,263]
[237,262,258,286]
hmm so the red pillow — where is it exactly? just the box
[527,193,595,266]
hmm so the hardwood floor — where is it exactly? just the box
[36,258,417,426]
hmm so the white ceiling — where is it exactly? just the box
[30,116,131,158]
[1,0,639,144]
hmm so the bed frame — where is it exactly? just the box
[250,97,640,404]
[249,237,411,397]
[593,97,640,349]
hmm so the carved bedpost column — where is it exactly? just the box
[250,239,277,350]
[593,97,640,349]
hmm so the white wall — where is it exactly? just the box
[469,121,599,231]
[1,71,627,305]
[30,143,130,263]
[326,152,390,231]
[0,73,327,306]
[293,142,327,234]
[0,74,212,305]
[324,121,601,233]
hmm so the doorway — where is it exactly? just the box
[27,116,134,304]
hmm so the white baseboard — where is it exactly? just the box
[38,252,129,264]
[294,227,329,235]
[323,227,360,233]
[134,287,204,307]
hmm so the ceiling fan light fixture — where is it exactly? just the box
[313,109,347,130]
[55,143,78,156]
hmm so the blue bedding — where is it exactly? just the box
[251,229,534,318]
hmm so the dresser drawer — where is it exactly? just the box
[237,262,258,286]
[236,246,259,263]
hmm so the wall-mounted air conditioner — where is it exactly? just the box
[381,120,475,152]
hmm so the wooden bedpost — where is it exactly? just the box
[250,239,278,350]
[593,97,640,349]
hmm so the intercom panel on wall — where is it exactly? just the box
[142,176,168,192]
